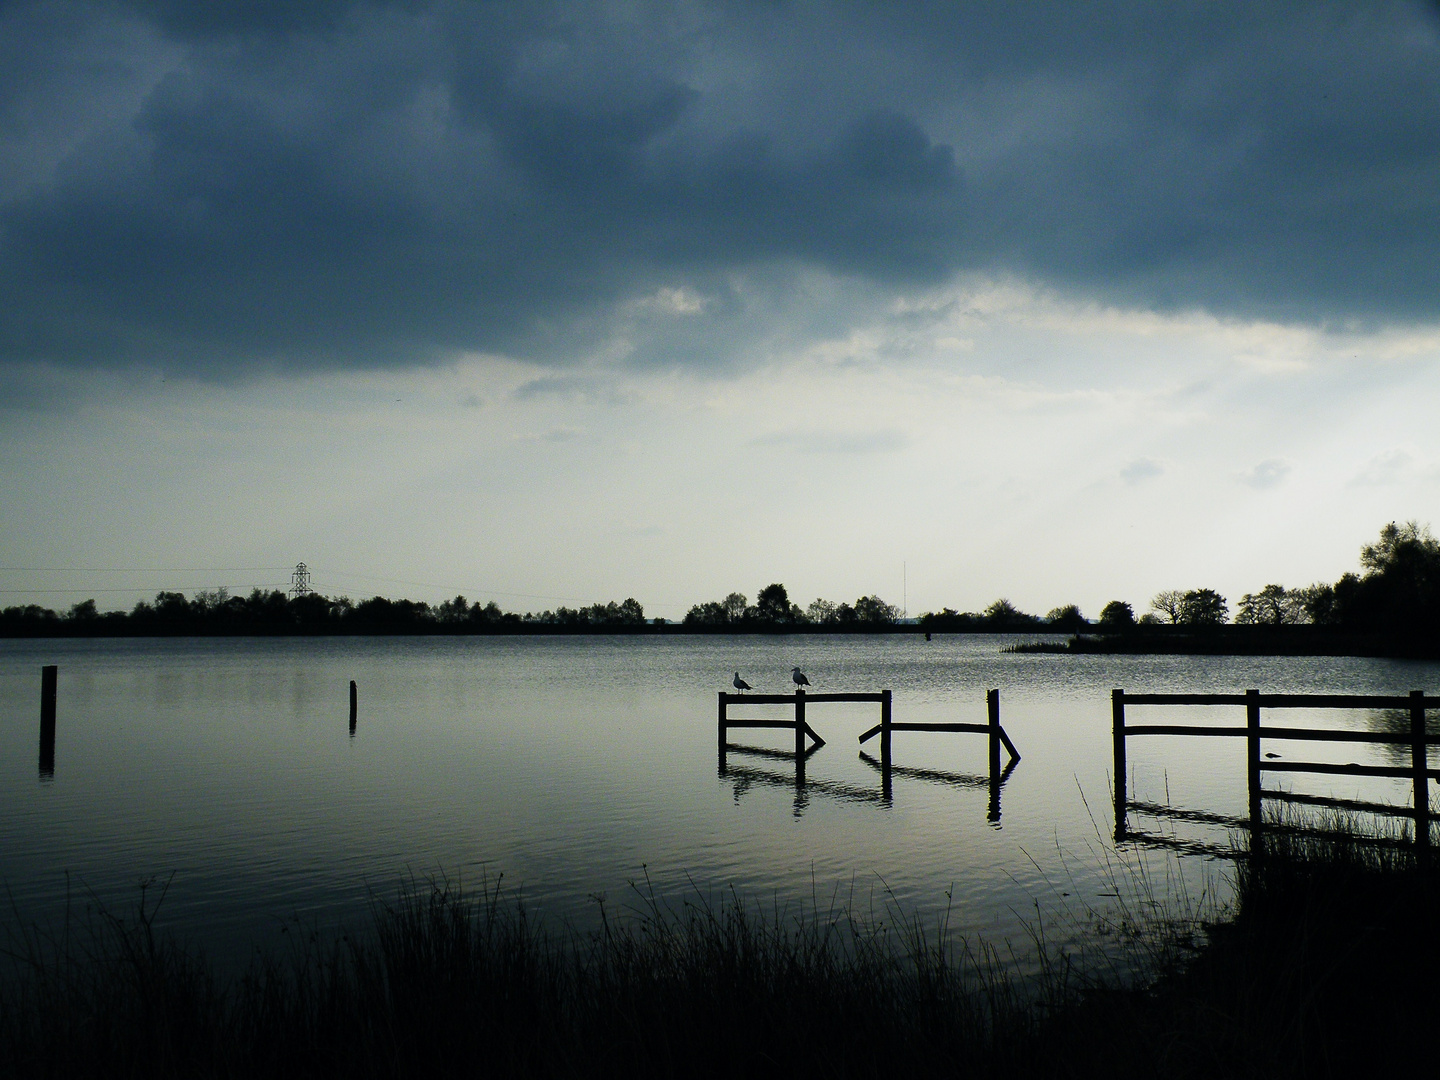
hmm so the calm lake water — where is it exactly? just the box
[3,635,1437,975]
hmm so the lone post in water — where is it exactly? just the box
[349,680,358,734]
[39,665,57,779]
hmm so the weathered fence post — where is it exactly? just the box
[794,689,806,760]
[349,680,358,733]
[1412,690,1429,852]
[718,691,728,772]
[1247,689,1263,854]
[1112,689,1126,840]
[987,688,1001,782]
[880,689,893,770]
[39,665,57,779]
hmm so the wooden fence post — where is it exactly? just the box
[1412,690,1429,852]
[795,689,806,760]
[349,680,358,733]
[987,689,1001,782]
[1247,689,1263,853]
[880,689,893,771]
[1112,689,1126,840]
[718,692,728,772]
[39,665,57,778]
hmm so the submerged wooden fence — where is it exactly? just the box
[1112,689,1440,853]
[718,687,1020,807]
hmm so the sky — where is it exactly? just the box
[3,0,1440,620]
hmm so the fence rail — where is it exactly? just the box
[718,687,1019,809]
[1112,688,1435,852]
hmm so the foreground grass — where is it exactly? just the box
[2,828,1435,1078]
[1053,823,1437,1076]
[1,875,1033,1079]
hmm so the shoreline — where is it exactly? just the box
[6,624,1440,660]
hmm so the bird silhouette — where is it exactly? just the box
[791,667,811,687]
[732,671,752,692]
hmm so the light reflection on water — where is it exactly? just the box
[2,635,1437,975]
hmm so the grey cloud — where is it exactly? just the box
[3,1,1440,378]
[753,429,910,454]
[1120,458,1163,483]
[1241,459,1291,489]
[511,376,635,405]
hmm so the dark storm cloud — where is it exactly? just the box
[2,0,1439,375]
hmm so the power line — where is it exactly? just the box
[0,567,293,576]
[0,585,280,595]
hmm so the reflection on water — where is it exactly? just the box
[717,734,1017,825]
[1369,707,1440,767]
[3,635,1440,974]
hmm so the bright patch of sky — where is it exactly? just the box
[5,279,1438,619]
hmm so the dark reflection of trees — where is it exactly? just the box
[1366,708,1440,767]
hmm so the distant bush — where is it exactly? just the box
[982,599,1041,630]
[1045,604,1087,632]
[1098,601,1134,628]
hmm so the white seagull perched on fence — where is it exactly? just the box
[791,667,811,688]
[732,671,752,692]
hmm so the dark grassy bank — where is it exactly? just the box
[1051,826,1437,1076]
[3,831,1435,1079]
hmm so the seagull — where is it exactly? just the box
[791,667,811,687]
[732,671,752,692]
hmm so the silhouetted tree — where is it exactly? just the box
[1046,604,1087,631]
[1235,584,1303,625]
[853,595,899,624]
[685,591,747,626]
[1150,590,1184,624]
[1294,582,1338,625]
[1177,588,1228,626]
[1361,520,1440,573]
[1098,600,1134,628]
[1332,521,1440,635]
[436,595,470,623]
[982,599,1039,629]
[755,583,803,624]
[683,601,727,625]
[806,599,838,623]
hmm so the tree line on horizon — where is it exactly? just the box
[1089,520,1440,637]
[682,583,901,627]
[2,521,1436,638]
[0,589,652,636]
